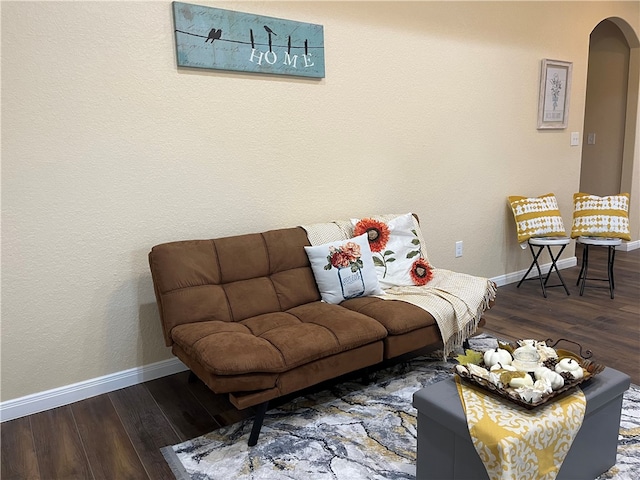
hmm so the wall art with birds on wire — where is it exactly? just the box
[172,2,325,78]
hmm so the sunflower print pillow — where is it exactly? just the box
[352,213,433,288]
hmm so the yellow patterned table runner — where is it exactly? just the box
[455,376,586,480]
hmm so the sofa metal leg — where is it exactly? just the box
[248,401,269,447]
[361,367,374,385]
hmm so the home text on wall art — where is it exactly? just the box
[172,2,325,78]
[537,59,572,129]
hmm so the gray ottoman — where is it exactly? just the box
[412,367,630,480]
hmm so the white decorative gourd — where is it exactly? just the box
[534,366,565,390]
[483,348,512,368]
[555,358,584,379]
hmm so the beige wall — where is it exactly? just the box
[2,1,639,403]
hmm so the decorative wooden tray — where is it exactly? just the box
[454,338,605,409]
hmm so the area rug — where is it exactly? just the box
[162,338,639,480]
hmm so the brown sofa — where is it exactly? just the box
[149,223,491,445]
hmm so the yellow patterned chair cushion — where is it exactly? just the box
[508,193,566,244]
[571,192,631,241]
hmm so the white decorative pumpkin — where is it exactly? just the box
[555,358,584,379]
[534,367,565,390]
[483,348,513,368]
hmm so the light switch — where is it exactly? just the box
[570,132,580,146]
[587,133,596,145]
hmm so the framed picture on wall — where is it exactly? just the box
[537,59,572,129]
[172,2,325,78]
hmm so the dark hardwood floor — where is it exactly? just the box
[2,244,638,479]
[481,243,640,386]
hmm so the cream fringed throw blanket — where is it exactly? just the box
[383,271,496,358]
[455,377,586,480]
[302,215,497,358]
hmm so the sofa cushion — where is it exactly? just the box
[149,227,321,346]
[340,296,437,335]
[304,233,383,304]
[170,302,387,376]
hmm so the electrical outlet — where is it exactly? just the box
[455,241,463,258]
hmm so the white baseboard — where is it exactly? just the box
[0,246,632,422]
[0,357,188,423]
[618,239,640,251]
[490,256,577,287]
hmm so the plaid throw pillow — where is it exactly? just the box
[508,193,566,244]
[571,192,630,241]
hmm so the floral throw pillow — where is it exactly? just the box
[352,213,433,288]
[304,233,384,304]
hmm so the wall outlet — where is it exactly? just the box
[455,241,463,258]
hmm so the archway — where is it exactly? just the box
[581,17,639,203]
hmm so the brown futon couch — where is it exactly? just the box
[149,220,493,445]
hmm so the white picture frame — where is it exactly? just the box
[537,59,572,129]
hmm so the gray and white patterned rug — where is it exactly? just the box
[162,336,639,480]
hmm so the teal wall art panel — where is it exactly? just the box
[172,2,325,78]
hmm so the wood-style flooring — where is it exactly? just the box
[1,244,638,479]
[481,243,640,386]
